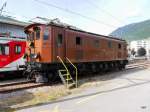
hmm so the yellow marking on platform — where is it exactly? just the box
[51,105,60,112]
[38,104,73,112]
[76,94,98,104]
[38,105,60,112]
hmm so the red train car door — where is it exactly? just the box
[0,43,10,68]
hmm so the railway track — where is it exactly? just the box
[127,61,150,69]
[0,61,149,94]
[0,81,48,94]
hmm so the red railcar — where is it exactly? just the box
[0,33,26,75]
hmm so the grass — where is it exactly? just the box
[0,85,71,111]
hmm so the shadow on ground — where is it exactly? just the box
[0,91,34,112]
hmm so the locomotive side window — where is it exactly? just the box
[0,44,9,55]
[57,34,63,46]
[44,27,49,40]
[108,41,112,48]
[76,37,82,45]
[118,43,121,49]
[94,40,99,48]
[15,45,21,54]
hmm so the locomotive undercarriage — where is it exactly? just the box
[22,60,128,83]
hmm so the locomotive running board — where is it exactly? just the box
[57,56,77,89]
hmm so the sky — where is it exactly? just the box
[0,0,150,35]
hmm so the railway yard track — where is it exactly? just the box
[0,61,150,94]
[126,61,150,68]
[0,81,47,94]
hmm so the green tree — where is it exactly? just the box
[137,47,146,56]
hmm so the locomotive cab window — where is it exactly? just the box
[0,44,9,55]
[34,27,41,40]
[27,32,34,41]
[43,27,49,40]
[15,45,21,54]
[57,34,63,47]
[76,37,82,45]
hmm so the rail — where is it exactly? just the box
[66,57,78,88]
[0,81,46,93]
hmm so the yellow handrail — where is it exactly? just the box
[57,56,69,87]
[66,57,78,88]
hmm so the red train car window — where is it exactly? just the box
[0,44,9,55]
[15,45,21,54]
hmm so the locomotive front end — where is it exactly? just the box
[24,24,53,82]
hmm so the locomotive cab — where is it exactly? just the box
[25,23,66,65]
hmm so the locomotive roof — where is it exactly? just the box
[25,22,125,42]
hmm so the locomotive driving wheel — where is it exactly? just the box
[47,71,59,83]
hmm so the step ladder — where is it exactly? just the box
[57,56,78,89]
[58,69,75,88]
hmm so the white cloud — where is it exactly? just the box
[80,21,116,35]
[126,9,140,17]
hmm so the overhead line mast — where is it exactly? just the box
[0,1,7,15]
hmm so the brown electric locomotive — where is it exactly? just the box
[23,20,128,83]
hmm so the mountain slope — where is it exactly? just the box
[110,20,150,41]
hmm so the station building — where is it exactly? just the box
[0,15,28,38]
